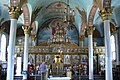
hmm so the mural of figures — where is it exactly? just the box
[37,18,79,46]
[51,22,65,35]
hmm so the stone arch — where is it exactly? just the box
[22,3,32,26]
[88,4,98,26]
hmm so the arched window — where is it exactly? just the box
[0,34,6,62]
[110,35,116,61]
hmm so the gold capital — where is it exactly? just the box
[99,8,113,21]
[87,26,95,35]
[22,26,32,34]
[31,35,36,41]
[80,35,85,41]
[8,6,22,19]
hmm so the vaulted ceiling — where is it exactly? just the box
[0,0,120,44]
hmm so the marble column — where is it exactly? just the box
[31,34,36,46]
[22,26,31,80]
[16,56,22,76]
[0,30,2,61]
[7,7,21,80]
[79,35,84,47]
[114,32,119,65]
[99,8,113,80]
[118,28,120,62]
[87,26,94,80]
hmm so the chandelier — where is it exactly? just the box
[48,24,71,45]
[47,23,71,52]
[64,0,75,25]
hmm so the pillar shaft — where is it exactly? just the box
[87,27,94,80]
[114,33,119,65]
[16,56,22,76]
[99,7,113,80]
[0,33,1,60]
[6,5,22,80]
[88,35,93,79]
[23,34,29,79]
[22,25,31,80]
[31,34,36,46]
[7,19,17,80]
[104,20,113,80]
[79,35,84,47]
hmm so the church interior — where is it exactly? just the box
[0,0,120,80]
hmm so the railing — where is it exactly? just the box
[15,46,105,55]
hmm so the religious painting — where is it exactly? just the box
[37,18,79,46]
[71,55,80,65]
[81,55,88,64]
[64,55,71,64]
[45,55,51,64]
[28,54,34,64]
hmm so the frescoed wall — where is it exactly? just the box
[37,18,79,46]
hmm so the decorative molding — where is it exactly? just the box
[88,4,98,26]
[15,46,105,55]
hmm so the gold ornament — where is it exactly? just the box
[31,35,36,41]
[99,8,113,21]
[8,6,22,19]
[22,25,32,34]
[87,26,95,35]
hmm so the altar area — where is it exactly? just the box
[15,44,105,79]
[14,19,106,80]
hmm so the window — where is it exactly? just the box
[110,35,116,61]
[0,34,6,62]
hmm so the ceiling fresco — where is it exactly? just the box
[37,18,79,46]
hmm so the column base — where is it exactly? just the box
[15,73,22,76]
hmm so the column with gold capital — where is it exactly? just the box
[31,34,36,46]
[87,26,94,80]
[79,35,84,47]
[99,8,113,80]
[22,25,32,80]
[0,27,3,61]
[112,28,119,65]
[6,5,22,80]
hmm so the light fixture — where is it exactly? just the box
[64,0,75,25]
[47,23,71,52]
[11,0,20,7]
